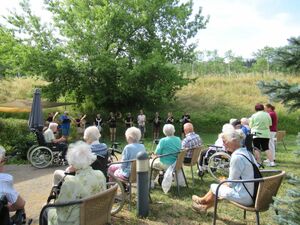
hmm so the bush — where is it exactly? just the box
[0,118,36,159]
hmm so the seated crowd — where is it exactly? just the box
[1,102,278,223]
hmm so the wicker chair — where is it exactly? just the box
[149,149,188,196]
[183,146,203,186]
[108,159,137,211]
[39,184,118,225]
[275,131,287,151]
[213,170,286,225]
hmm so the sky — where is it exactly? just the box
[0,0,300,59]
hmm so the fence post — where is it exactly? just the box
[136,151,149,217]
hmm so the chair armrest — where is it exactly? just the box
[108,158,136,166]
[150,151,183,170]
[39,200,83,225]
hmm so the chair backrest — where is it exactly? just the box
[190,146,203,166]
[129,160,137,183]
[255,171,285,211]
[276,131,286,142]
[80,184,118,225]
[35,130,46,146]
[174,150,187,172]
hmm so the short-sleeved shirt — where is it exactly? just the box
[165,116,174,124]
[60,115,71,130]
[153,116,162,127]
[268,111,278,132]
[121,143,146,177]
[107,116,117,128]
[249,111,272,138]
[124,116,133,128]
[90,141,108,157]
[44,128,55,143]
[0,173,19,204]
[182,132,202,158]
[155,136,181,166]
[137,114,146,127]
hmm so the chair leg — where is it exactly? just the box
[243,210,246,219]
[255,211,260,225]
[181,168,188,188]
[213,196,219,225]
[191,165,194,187]
[282,140,287,151]
[128,182,132,211]
[175,170,180,196]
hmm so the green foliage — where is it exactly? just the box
[0,118,36,159]
[258,80,300,112]
[2,0,208,110]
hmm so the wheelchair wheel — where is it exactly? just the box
[207,152,231,181]
[107,174,126,215]
[29,146,53,169]
[27,144,39,161]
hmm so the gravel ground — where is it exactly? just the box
[6,164,67,225]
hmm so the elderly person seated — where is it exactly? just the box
[0,146,26,213]
[182,123,202,163]
[83,126,108,177]
[150,124,181,187]
[108,127,146,180]
[46,142,106,225]
[44,122,68,162]
[192,129,257,213]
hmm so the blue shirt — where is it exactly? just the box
[155,136,181,165]
[90,141,108,157]
[121,143,146,177]
[60,115,71,129]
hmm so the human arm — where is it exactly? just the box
[7,195,25,211]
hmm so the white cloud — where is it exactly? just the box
[194,0,300,58]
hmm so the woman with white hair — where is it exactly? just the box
[107,127,146,180]
[47,142,106,225]
[150,124,181,186]
[84,126,108,177]
[192,129,258,213]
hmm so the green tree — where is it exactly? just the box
[3,0,208,110]
[258,37,300,111]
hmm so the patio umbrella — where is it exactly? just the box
[28,88,44,131]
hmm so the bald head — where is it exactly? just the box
[184,123,194,135]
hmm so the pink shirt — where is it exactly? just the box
[268,111,278,132]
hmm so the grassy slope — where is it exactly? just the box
[173,73,300,134]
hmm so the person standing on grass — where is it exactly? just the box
[182,123,202,164]
[152,112,162,139]
[59,111,71,141]
[137,109,146,140]
[94,113,104,134]
[180,112,191,138]
[124,112,134,129]
[107,112,117,143]
[249,103,274,166]
[265,103,278,162]
[165,112,174,124]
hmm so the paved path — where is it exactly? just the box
[6,164,67,225]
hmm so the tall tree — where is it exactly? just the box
[258,36,300,111]
[3,0,209,110]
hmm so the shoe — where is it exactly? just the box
[192,202,207,214]
[198,170,204,177]
[266,161,276,167]
[263,159,270,163]
[192,195,206,204]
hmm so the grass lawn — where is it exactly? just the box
[110,133,300,225]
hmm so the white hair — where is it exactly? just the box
[49,122,58,129]
[84,126,101,142]
[163,124,175,136]
[0,146,6,162]
[125,127,141,143]
[222,123,235,133]
[220,129,245,146]
[66,142,96,169]
[241,118,249,126]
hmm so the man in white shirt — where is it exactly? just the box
[0,146,26,212]
[44,123,67,160]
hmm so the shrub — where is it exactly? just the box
[0,118,36,159]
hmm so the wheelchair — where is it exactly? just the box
[27,130,67,169]
[198,145,231,181]
[0,195,32,225]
